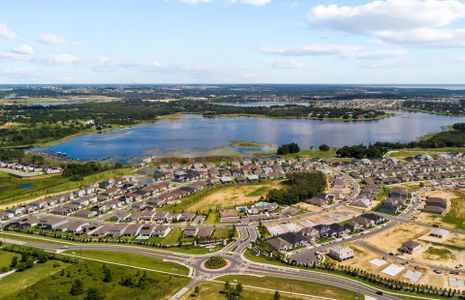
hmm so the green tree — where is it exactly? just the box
[85,288,104,300]
[102,265,112,283]
[273,291,280,300]
[70,279,85,296]
[236,283,243,294]
[319,144,330,151]
[10,256,18,268]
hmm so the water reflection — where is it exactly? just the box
[34,111,465,160]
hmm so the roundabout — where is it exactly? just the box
[200,256,232,272]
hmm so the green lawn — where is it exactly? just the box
[205,210,219,224]
[423,247,456,260]
[386,147,465,159]
[0,168,134,208]
[0,260,68,299]
[212,228,230,240]
[283,148,337,159]
[182,281,309,300]
[442,192,465,230]
[0,172,13,180]
[0,251,19,271]
[161,228,182,246]
[3,259,189,300]
[1,231,76,246]
[376,185,390,201]
[247,185,273,197]
[215,275,363,300]
[64,250,189,275]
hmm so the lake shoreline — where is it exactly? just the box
[30,111,465,161]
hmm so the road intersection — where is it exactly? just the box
[2,170,462,300]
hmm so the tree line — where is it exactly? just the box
[336,122,465,158]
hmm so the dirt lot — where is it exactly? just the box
[187,182,280,212]
[407,244,465,269]
[364,223,430,253]
[308,206,360,225]
[293,202,322,213]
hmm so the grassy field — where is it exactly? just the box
[212,228,230,240]
[161,228,183,246]
[3,259,189,300]
[64,250,190,275]
[0,251,19,271]
[442,192,465,230]
[0,168,134,209]
[215,275,363,300]
[205,210,219,224]
[0,260,68,299]
[184,182,281,213]
[162,181,281,214]
[0,172,13,180]
[385,147,465,159]
[181,281,319,300]
[286,148,338,159]
[423,246,456,260]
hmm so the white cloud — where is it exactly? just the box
[260,44,408,60]
[35,54,80,64]
[349,49,408,60]
[0,47,79,65]
[85,56,214,75]
[308,0,465,47]
[180,0,212,3]
[260,44,361,56]
[0,24,17,39]
[11,44,35,55]
[38,33,79,45]
[265,59,303,69]
[232,0,271,6]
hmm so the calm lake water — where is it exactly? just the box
[34,111,465,160]
[216,101,307,107]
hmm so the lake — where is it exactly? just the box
[33,111,465,160]
[216,101,307,107]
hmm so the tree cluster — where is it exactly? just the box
[61,161,111,180]
[277,143,300,155]
[222,281,243,300]
[266,171,326,205]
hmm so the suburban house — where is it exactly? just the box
[183,226,199,238]
[266,232,308,251]
[423,197,448,215]
[399,240,422,254]
[329,246,355,261]
[152,225,171,237]
[378,199,402,214]
[219,208,240,223]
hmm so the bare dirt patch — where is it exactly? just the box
[187,182,280,212]
[364,224,430,253]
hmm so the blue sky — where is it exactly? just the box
[1,0,465,84]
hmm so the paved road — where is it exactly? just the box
[0,170,444,300]
[3,231,402,300]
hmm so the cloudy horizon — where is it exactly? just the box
[2,0,465,84]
